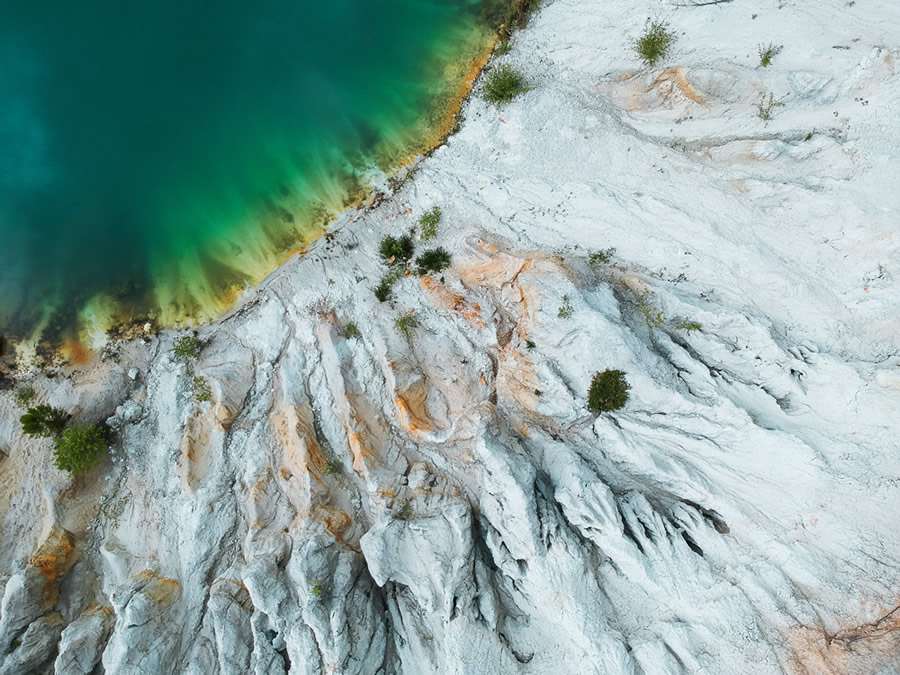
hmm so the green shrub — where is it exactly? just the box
[379,234,415,264]
[587,369,631,414]
[634,19,676,67]
[758,42,783,68]
[53,424,107,474]
[558,295,573,319]
[534,389,543,397]
[416,247,452,276]
[174,335,202,360]
[375,268,404,302]
[589,248,616,268]
[394,500,414,520]
[755,92,785,122]
[526,340,536,350]
[192,376,212,403]
[419,207,441,241]
[675,320,702,332]
[338,322,362,339]
[638,293,665,328]
[20,404,68,437]
[324,459,342,476]
[14,385,36,408]
[374,278,393,302]
[483,65,529,105]
[394,314,418,338]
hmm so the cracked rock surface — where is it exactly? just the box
[1,0,899,672]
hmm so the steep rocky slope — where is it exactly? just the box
[1,0,899,672]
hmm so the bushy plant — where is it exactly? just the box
[338,322,362,339]
[379,234,415,264]
[483,65,529,105]
[638,292,665,328]
[558,295,574,319]
[634,19,676,67]
[53,424,107,474]
[755,92,785,122]
[174,335,202,360]
[324,459,342,476]
[587,369,631,414]
[192,376,212,403]
[758,42,783,68]
[394,500,414,520]
[14,385,36,408]
[374,278,393,302]
[374,268,404,302]
[20,404,68,437]
[675,320,702,332]
[415,248,452,276]
[394,314,418,338]
[589,248,616,268]
[419,207,441,241]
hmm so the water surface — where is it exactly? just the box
[0,1,497,347]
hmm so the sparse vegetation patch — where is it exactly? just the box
[174,335,203,360]
[589,248,616,268]
[394,500,414,520]
[14,385,36,408]
[375,268,404,303]
[192,376,212,403]
[419,207,441,241]
[758,42,783,68]
[634,20,676,67]
[394,314,418,338]
[324,459,342,477]
[338,322,362,340]
[558,295,573,319]
[755,92,785,122]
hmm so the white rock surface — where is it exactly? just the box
[1,0,899,673]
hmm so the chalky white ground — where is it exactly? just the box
[1,0,899,672]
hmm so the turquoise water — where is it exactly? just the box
[0,1,497,346]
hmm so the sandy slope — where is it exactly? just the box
[1,0,899,673]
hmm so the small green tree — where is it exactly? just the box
[20,405,68,437]
[483,65,529,105]
[758,43,783,68]
[634,19,676,67]
[174,335,203,360]
[379,234,415,264]
[324,459,342,477]
[419,207,442,241]
[587,369,631,414]
[415,248,452,276]
[338,322,362,339]
[589,248,616,268]
[755,92,785,122]
[192,376,212,403]
[394,314,418,338]
[53,424,107,474]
